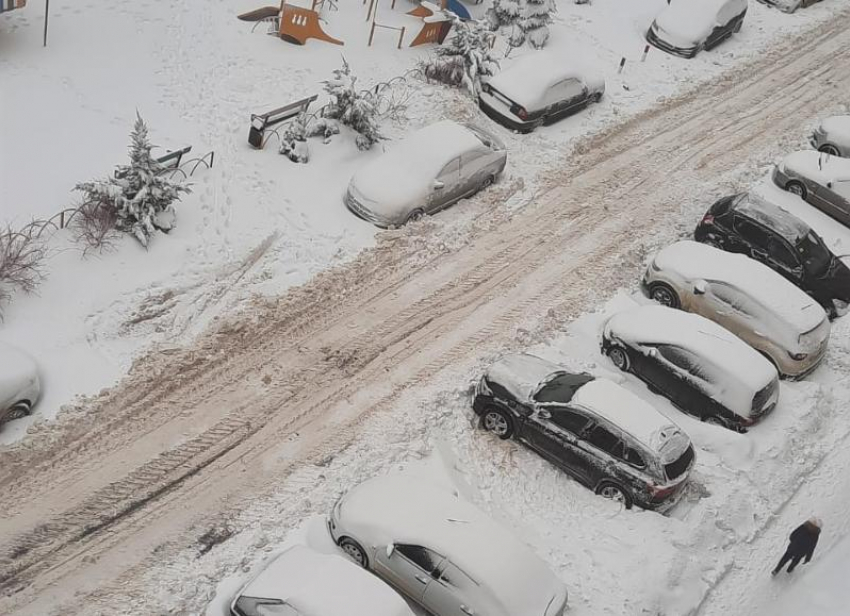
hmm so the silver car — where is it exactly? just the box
[0,342,41,425]
[642,241,830,379]
[811,116,850,157]
[328,474,568,616]
[344,120,507,228]
[773,150,850,229]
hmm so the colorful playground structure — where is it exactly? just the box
[0,0,27,14]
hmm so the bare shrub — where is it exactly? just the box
[71,198,120,253]
[0,226,46,318]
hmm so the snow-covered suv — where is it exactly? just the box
[472,353,695,510]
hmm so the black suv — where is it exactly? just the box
[472,353,695,510]
[694,193,850,318]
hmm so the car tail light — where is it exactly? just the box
[702,214,714,225]
[647,482,676,499]
[510,104,528,120]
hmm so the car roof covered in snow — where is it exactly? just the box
[781,149,850,184]
[732,192,810,243]
[604,305,776,392]
[484,353,567,402]
[338,475,566,616]
[655,0,746,45]
[653,241,826,334]
[820,115,850,143]
[350,120,484,207]
[569,377,684,454]
[488,53,599,109]
[237,545,413,616]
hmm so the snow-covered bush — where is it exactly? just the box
[520,0,553,49]
[487,0,522,29]
[322,59,383,151]
[0,226,45,318]
[74,114,190,248]
[421,18,498,97]
[71,198,120,253]
[279,111,311,163]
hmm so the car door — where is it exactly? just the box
[654,345,713,417]
[430,157,462,213]
[374,544,444,604]
[532,406,596,483]
[550,78,588,121]
[701,282,764,346]
[581,422,625,486]
[766,236,805,288]
[629,343,677,394]
[459,147,492,199]
[423,561,482,616]
[822,180,850,227]
[731,215,771,264]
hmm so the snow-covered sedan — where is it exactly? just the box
[646,0,747,58]
[1,342,41,425]
[602,306,779,432]
[472,353,695,510]
[328,473,569,616]
[756,0,823,13]
[642,241,830,379]
[773,150,850,229]
[344,120,507,228]
[811,116,850,158]
[478,53,604,133]
[230,544,414,616]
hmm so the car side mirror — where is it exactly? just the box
[694,280,707,295]
[386,543,395,558]
[538,408,551,420]
[648,348,658,358]
[827,182,833,189]
[433,180,445,190]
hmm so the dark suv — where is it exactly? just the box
[694,193,850,318]
[472,353,695,510]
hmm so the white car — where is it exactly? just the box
[602,306,779,431]
[642,241,830,379]
[772,150,850,229]
[756,0,824,13]
[328,474,568,616]
[478,53,605,133]
[229,544,414,616]
[344,120,507,228]
[811,116,850,158]
[646,0,747,58]
[0,342,41,425]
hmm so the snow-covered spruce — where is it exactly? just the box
[422,18,498,97]
[74,114,190,248]
[487,0,523,30]
[322,60,382,151]
[520,0,554,49]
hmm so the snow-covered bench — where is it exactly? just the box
[249,95,319,149]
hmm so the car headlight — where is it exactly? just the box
[788,351,808,361]
[233,597,284,616]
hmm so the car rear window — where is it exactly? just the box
[664,445,694,481]
[534,374,595,403]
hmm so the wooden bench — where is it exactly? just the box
[154,146,193,169]
[248,94,318,149]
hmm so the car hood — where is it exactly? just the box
[348,161,431,219]
[485,353,563,402]
[821,115,850,145]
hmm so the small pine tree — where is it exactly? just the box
[74,114,190,247]
[279,111,310,163]
[520,0,553,49]
[487,0,522,29]
[322,59,382,151]
[422,18,498,97]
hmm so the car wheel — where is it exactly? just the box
[607,346,630,372]
[785,181,807,199]
[819,144,840,157]
[3,401,32,422]
[338,537,369,568]
[704,415,728,428]
[406,209,426,224]
[596,482,633,509]
[482,175,496,189]
[482,407,513,439]
[649,283,680,309]
[593,92,603,103]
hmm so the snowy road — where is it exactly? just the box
[2,7,850,616]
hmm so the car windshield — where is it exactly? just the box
[797,232,832,276]
[533,373,595,404]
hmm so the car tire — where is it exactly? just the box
[481,407,514,439]
[596,482,633,509]
[593,92,603,103]
[4,401,32,422]
[648,283,680,309]
[482,175,496,189]
[406,209,426,224]
[819,144,840,157]
[704,415,728,429]
[607,346,631,372]
[785,181,807,199]
[338,537,369,568]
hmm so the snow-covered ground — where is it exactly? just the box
[1,0,844,444]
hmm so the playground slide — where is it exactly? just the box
[237,6,280,21]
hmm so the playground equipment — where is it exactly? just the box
[0,0,26,14]
[237,1,344,46]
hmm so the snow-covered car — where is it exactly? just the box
[344,120,507,228]
[646,0,747,58]
[327,474,569,616]
[472,353,695,510]
[811,116,850,158]
[602,306,779,432]
[478,53,605,133]
[694,192,850,317]
[642,241,830,379]
[229,544,414,616]
[772,150,850,229]
[756,0,823,13]
[0,342,41,425]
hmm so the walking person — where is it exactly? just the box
[772,518,822,575]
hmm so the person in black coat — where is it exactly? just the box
[772,518,822,575]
